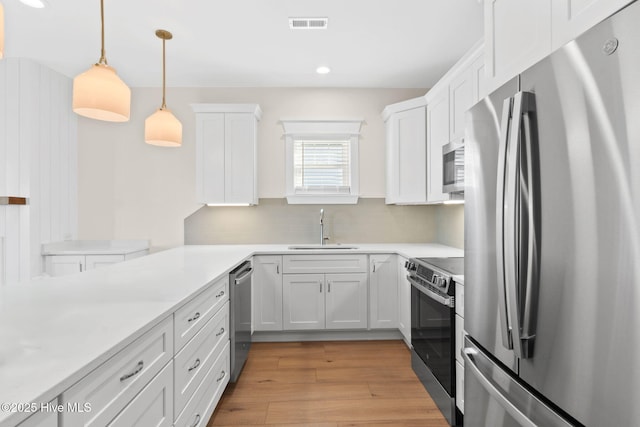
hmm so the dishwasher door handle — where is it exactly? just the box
[234,268,253,285]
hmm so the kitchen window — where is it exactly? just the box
[281,120,362,204]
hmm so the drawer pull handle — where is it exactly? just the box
[216,370,226,382]
[188,358,201,372]
[188,312,201,323]
[120,361,144,382]
[190,414,201,427]
[216,327,225,337]
[216,290,225,298]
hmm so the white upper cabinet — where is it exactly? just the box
[484,0,552,92]
[449,68,473,142]
[383,98,427,205]
[485,0,632,93]
[471,55,488,104]
[192,104,261,206]
[426,91,450,204]
[551,0,634,49]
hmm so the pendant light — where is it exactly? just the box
[72,0,130,122]
[144,29,182,147]
[0,2,4,60]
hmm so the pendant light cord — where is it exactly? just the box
[98,0,107,65]
[162,38,167,109]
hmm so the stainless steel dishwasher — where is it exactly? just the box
[229,260,252,382]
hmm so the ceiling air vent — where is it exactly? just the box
[289,17,329,30]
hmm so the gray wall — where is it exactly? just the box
[185,198,464,248]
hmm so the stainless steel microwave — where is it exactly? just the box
[442,138,464,193]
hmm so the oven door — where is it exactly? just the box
[410,277,455,395]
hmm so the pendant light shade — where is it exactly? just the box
[145,29,182,147]
[0,2,5,60]
[72,0,130,122]
[145,108,182,147]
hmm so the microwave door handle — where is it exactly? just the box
[518,91,540,359]
[496,96,514,350]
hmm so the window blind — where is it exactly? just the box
[293,139,351,193]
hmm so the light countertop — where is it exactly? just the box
[41,240,150,256]
[0,243,462,426]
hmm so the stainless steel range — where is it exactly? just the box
[406,257,463,426]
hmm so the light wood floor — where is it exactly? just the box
[207,340,449,427]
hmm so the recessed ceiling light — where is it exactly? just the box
[316,66,331,75]
[19,0,47,8]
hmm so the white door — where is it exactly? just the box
[253,255,283,331]
[369,254,398,329]
[282,274,325,330]
[395,107,427,204]
[485,0,552,92]
[471,55,487,104]
[325,273,368,330]
[426,91,450,203]
[195,113,225,204]
[449,68,473,141]
[551,0,633,50]
[397,256,411,345]
[224,113,256,204]
[46,255,84,276]
[85,255,125,271]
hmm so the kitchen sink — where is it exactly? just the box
[288,244,359,250]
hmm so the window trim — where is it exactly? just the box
[281,120,362,204]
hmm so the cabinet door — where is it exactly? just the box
[456,360,465,413]
[485,0,552,92]
[449,68,473,141]
[397,256,411,345]
[385,117,398,204]
[426,91,450,203]
[195,113,225,204]
[394,107,427,204]
[471,55,487,104]
[45,255,84,276]
[253,255,283,331]
[85,254,125,271]
[369,254,398,329]
[17,402,58,427]
[282,274,325,330]
[325,273,368,330]
[551,0,633,49]
[224,113,257,204]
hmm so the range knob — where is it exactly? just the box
[433,274,447,288]
[405,262,417,272]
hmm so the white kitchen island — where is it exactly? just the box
[0,243,462,427]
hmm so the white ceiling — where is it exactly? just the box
[3,0,483,88]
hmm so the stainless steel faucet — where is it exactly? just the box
[320,209,326,245]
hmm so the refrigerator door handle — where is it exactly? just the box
[518,91,540,359]
[463,347,537,427]
[496,96,515,350]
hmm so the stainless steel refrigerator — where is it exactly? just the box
[464,2,640,426]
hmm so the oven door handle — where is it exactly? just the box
[407,276,454,307]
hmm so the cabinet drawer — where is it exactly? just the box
[283,254,367,274]
[175,302,229,418]
[455,282,464,317]
[175,342,230,427]
[108,361,173,427]
[61,316,173,427]
[175,277,228,351]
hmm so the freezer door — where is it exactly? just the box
[518,2,640,425]
[463,337,574,427]
[464,77,519,372]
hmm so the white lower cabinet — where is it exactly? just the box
[397,256,411,345]
[456,360,465,414]
[175,342,230,427]
[282,273,368,330]
[107,362,173,427]
[253,255,283,331]
[174,302,229,417]
[16,401,58,427]
[61,316,173,427]
[455,281,465,414]
[369,254,398,329]
[44,251,148,277]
